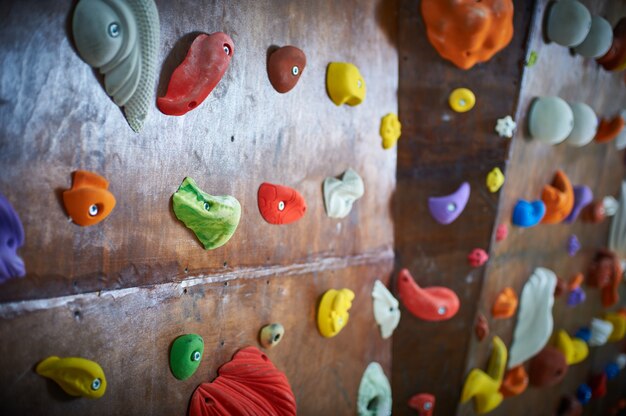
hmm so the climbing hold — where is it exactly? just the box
[72,0,159,132]
[259,323,285,349]
[189,346,296,416]
[581,200,606,223]
[590,373,607,398]
[380,113,401,149]
[428,182,470,225]
[257,183,306,225]
[589,318,614,347]
[564,185,593,223]
[512,199,546,227]
[267,45,306,93]
[603,196,618,217]
[317,288,355,338]
[609,182,626,254]
[574,327,591,344]
[528,346,568,387]
[568,273,584,291]
[565,102,598,147]
[170,334,204,380]
[486,167,504,193]
[597,18,626,71]
[326,62,366,106]
[0,194,25,283]
[495,224,508,242]
[323,169,364,219]
[500,365,528,397]
[567,287,586,307]
[357,362,392,416]
[573,16,613,58]
[541,170,574,224]
[605,311,626,342]
[467,248,488,267]
[408,393,435,416]
[36,356,106,399]
[172,177,241,250]
[556,395,583,416]
[448,88,475,113]
[158,32,233,116]
[550,330,589,365]
[545,0,592,47]
[397,268,460,321]
[475,313,489,341]
[371,280,401,339]
[63,170,116,227]
[605,362,620,380]
[492,287,518,319]
[495,116,517,138]
[587,249,622,307]
[554,277,567,297]
[528,97,574,144]
[525,51,538,67]
[576,383,592,405]
[567,235,580,257]
[617,354,626,370]
[420,0,514,70]
[594,116,625,143]
[460,336,507,414]
[508,268,557,368]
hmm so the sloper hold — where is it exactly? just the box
[357,362,392,416]
[0,193,26,283]
[36,356,106,399]
[317,288,355,338]
[508,268,557,368]
[267,46,306,93]
[257,183,306,225]
[528,346,568,387]
[428,182,470,225]
[460,336,507,414]
[492,287,518,319]
[326,62,366,106]
[512,200,545,227]
[420,0,514,70]
[323,169,364,219]
[63,170,116,227]
[371,280,401,339]
[172,177,241,250]
[565,102,598,147]
[397,268,459,321]
[545,0,592,47]
[541,170,574,224]
[189,347,296,416]
[169,334,204,380]
[158,32,233,116]
[72,0,160,132]
[528,97,574,144]
[597,18,626,71]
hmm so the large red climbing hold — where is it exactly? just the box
[257,183,307,225]
[189,346,296,416]
[397,268,460,321]
[158,33,234,116]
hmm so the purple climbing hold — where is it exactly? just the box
[428,182,470,225]
[0,193,25,283]
[567,235,581,257]
[565,186,593,223]
[567,287,586,307]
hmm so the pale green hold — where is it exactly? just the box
[357,362,392,416]
[172,177,241,250]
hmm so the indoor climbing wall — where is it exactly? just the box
[0,0,398,414]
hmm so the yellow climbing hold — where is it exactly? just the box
[605,311,626,342]
[326,62,366,106]
[449,88,476,113]
[36,356,107,399]
[317,288,355,338]
[486,167,505,193]
[550,330,588,365]
[380,113,402,149]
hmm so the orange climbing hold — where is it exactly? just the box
[420,0,514,70]
[63,170,116,227]
[500,365,529,397]
[594,116,625,143]
[492,287,518,319]
[541,170,574,224]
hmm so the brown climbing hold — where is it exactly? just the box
[594,116,625,143]
[528,346,568,387]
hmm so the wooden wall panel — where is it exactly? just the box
[0,0,398,302]
[392,1,535,415]
[0,259,393,415]
[460,1,626,415]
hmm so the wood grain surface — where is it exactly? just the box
[0,0,398,302]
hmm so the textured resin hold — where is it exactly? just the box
[357,362,392,416]
[0,193,26,283]
[172,177,241,250]
[267,46,306,93]
[323,169,364,219]
[170,334,204,380]
[36,356,107,399]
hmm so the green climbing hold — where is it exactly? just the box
[170,334,204,380]
[172,177,241,250]
[525,51,538,67]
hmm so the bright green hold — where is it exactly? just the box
[525,51,538,67]
[170,334,204,380]
[172,177,241,250]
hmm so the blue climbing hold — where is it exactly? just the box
[575,327,591,343]
[512,199,546,227]
[605,362,619,380]
[576,383,592,405]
